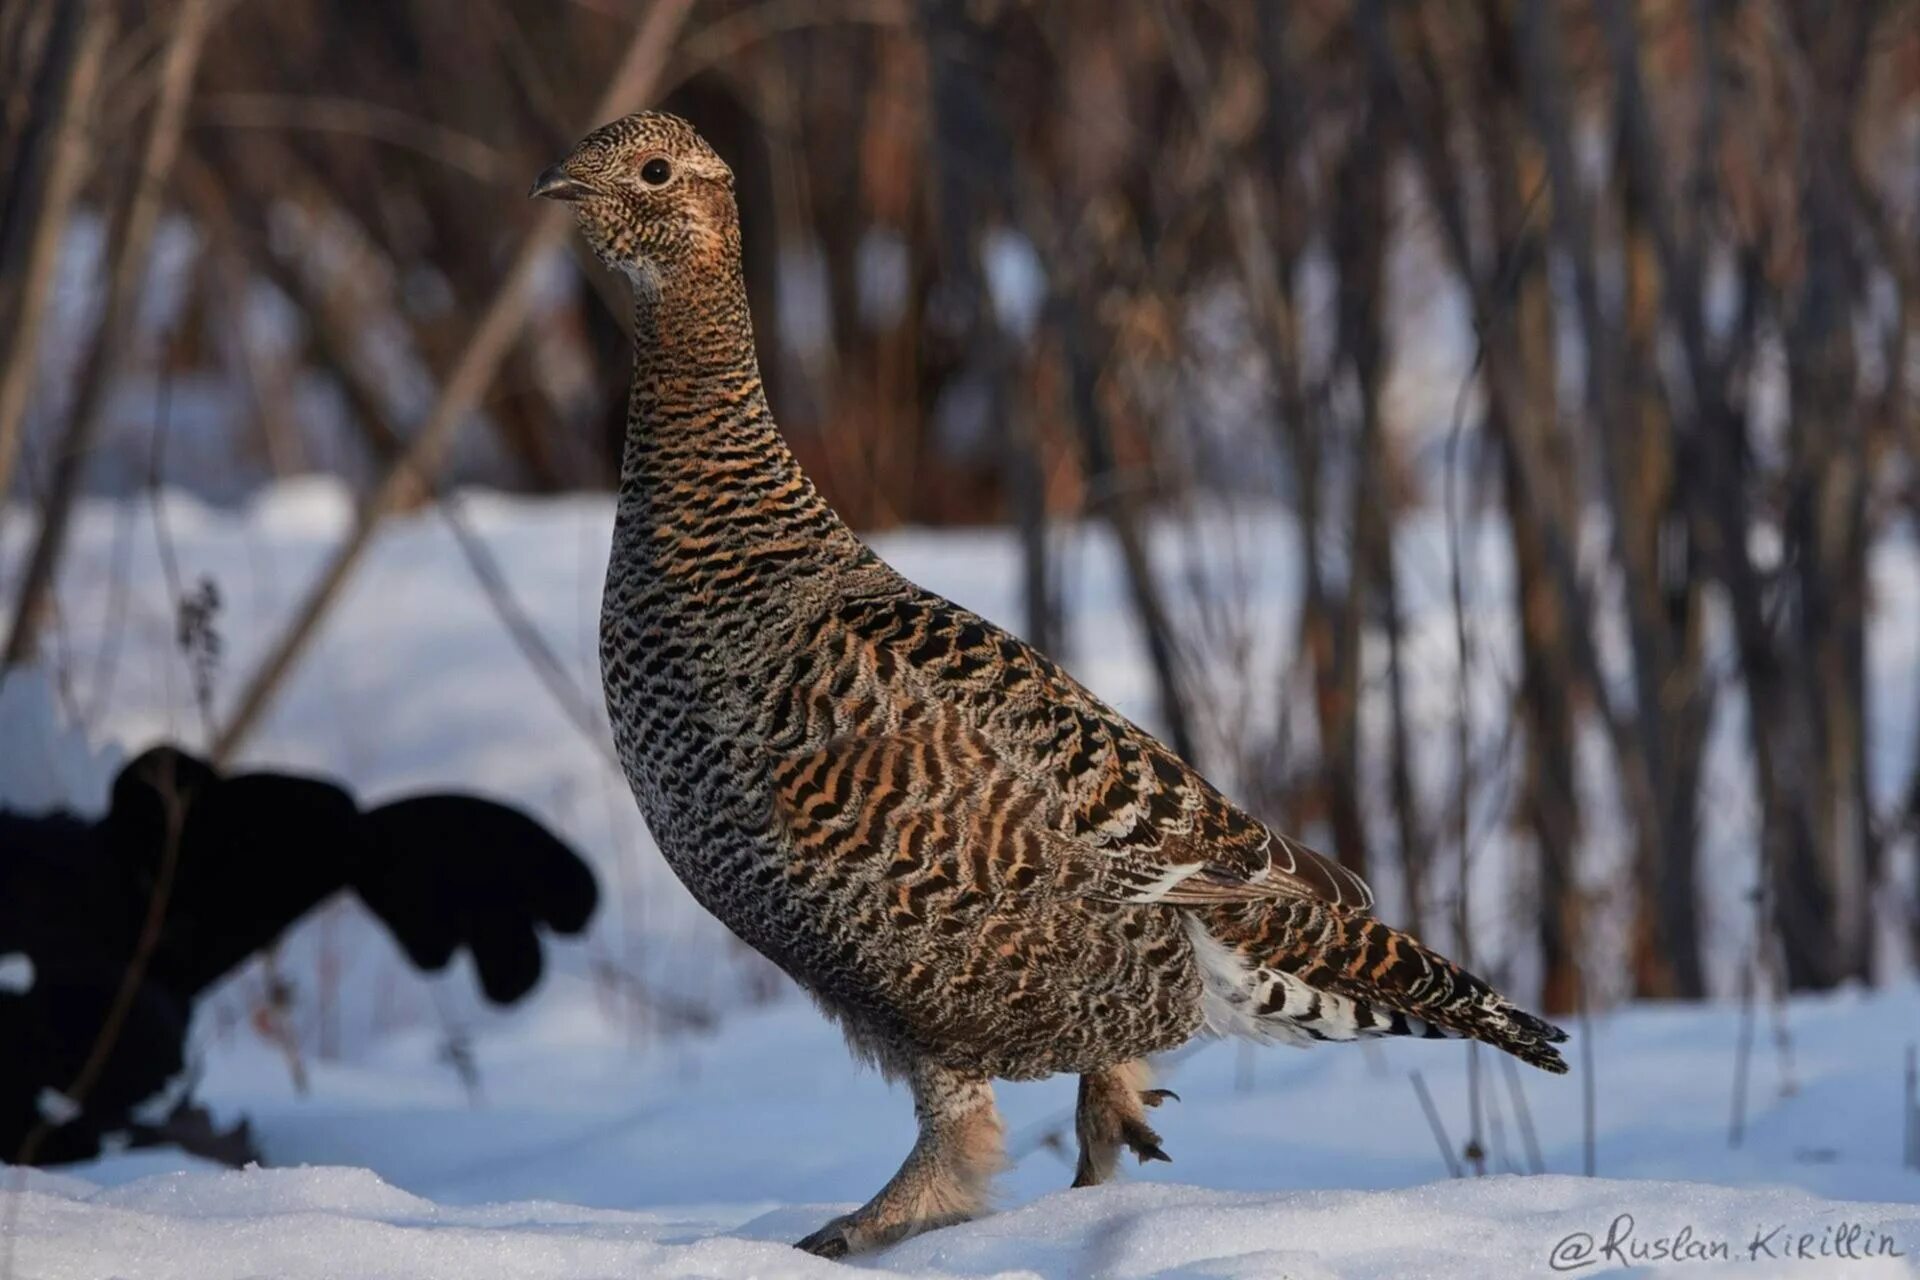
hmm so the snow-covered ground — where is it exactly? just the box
[6,981,1920,1277]
[4,484,1919,1276]
[14,1165,1917,1279]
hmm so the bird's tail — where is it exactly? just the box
[1187,900,1569,1073]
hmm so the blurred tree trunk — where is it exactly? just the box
[922,0,1060,657]
[0,0,114,504]
[1322,91,1393,890]
[1253,1,1342,852]
[1525,0,1711,999]
[1378,0,1598,1008]
[1487,293,1587,1009]
[1059,288,1196,764]
[1616,176,1710,1001]
[1845,59,1919,968]
[1379,506,1427,933]
[1591,1,1712,999]
[1775,2,1874,985]
[1483,11,1588,1010]
[1599,0,1879,992]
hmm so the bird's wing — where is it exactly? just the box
[769,712,1101,913]
[1037,725,1375,911]
[779,591,1373,915]
[828,588,1375,913]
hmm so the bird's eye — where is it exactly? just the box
[640,157,672,187]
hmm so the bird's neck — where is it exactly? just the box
[613,258,862,579]
[626,251,765,424]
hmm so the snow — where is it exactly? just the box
[6,1166,1916,1279]
[0,655,122,818]
[30,1090,80,1128]
[3,976,1918,1277]
[0,954,32,996]
[5,483,1920,1276]
[4,975,1918,1277]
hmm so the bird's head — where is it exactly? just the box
[530,110,738,294]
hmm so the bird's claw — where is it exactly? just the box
[1120,1116,1171,1165]
[795,1207,968,1258]
[794,1218,853,1258]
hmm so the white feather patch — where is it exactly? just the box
[1179,920,1457,1046]
[1179,919,1315,1048]
[1131,862,1203,904]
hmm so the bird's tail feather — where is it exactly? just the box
[1189,902,1570,1074]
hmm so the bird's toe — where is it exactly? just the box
[1120,1116,1171,1165]
[794,1218,854,1258]
[794,1208,970,1258]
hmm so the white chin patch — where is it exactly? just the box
[623,259,663,300]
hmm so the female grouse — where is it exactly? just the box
[533,111,1568,1258]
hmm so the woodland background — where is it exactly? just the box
[3,0,1918,1035]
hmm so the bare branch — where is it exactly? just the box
[210,0,697,764]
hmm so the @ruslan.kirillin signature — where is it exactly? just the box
[1549,1214,1905,1270]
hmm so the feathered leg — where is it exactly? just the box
[795,1059,1003,1257]
[1071,1059,1175,1187]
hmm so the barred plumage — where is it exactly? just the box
[536,110,1568,1258]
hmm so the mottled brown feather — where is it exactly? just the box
[550,108,1568,1255]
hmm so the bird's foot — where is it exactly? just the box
[1118,1113,1171,1166]
[1072,1061,1176,1188]
[794,1207,972,1258]
[794,1218,853,1260]
[797,1062,1000,1257]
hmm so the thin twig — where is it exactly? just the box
[1410,1070,1462,1178]
[1482,1056,1516,1174]
[1500,1053,1546,1175]
[1905,1045,1917,1172]
[5,0,214,667]
[1729,942,1757,1148]
[1579,977,1597,1177]
[654,0,909,101]
[1896,1043,1912,1174]
[0,0,114,502]
[146,358,216,746]
[1766,932,1798,1098]
[437,491,617,767]
[194,93,508,182]
[210,0,695,764]
[1442,263,1486,1184]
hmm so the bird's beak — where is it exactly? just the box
[529,163,595,202]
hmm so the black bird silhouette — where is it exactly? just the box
[0,746,598,1166]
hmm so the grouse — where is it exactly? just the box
[535,111,1568,1257]
[0,746,598,1166]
